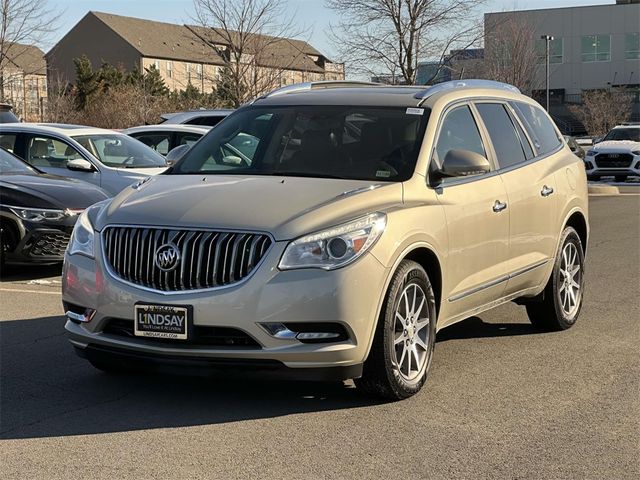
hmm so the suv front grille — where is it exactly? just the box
[102,226,272,292]
[595,153,633,168]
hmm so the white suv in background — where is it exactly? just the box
[584,123,640,182]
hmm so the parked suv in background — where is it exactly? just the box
[63,80,588,400]
[584,123,640,182]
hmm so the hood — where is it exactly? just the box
[96,175,403,240]
[0,173,109,209]
[592,140,640,153]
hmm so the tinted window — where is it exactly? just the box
[0,134,17,153]
[512,102,561,155]
[173,106,429,182]
[187,116,224,127]
[603,128,640,142]
[434,105,486,168]
[476,103,527,169]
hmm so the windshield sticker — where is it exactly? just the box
[376,170,392,178]
[406,107,424,115]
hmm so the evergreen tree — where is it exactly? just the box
[73,55,98,110]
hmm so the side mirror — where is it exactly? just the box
[166,144,190,166]
[433,149,491,181]
[67,158,95,172]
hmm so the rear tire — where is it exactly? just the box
[526,227,584,331]
[355,260,437,400]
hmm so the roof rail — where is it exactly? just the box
[414,80,521,103]
[263,80,383,98]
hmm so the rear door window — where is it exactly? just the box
[512,102,562,155]
[475,103,527,169]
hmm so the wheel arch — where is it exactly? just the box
[564,210,588,254]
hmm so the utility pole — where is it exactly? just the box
[541,35,554,112]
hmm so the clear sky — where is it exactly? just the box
[46,0,615,57]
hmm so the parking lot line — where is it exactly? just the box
[0,288,61,295]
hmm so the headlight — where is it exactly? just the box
[279,212,387,270]
[67,208,96,258]
[8,206,70,222]
[585,150,597,157]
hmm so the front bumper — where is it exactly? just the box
[62,236,390,375]
[584,154,640,178]
[2,214,74,264]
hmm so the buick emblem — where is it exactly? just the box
[154,243,181,272]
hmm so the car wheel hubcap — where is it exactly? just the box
[558,242,582,317]
[393,283,430,381]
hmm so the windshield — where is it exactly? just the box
[602,128,640,142]
[0,148,35,174]
[171,105,429,181]
[73,134,167,168]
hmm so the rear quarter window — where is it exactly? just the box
[512,102,562,156]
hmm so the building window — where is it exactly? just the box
[167,61,173,78]
[581,35,610,62]
[626,33,640,60]
[536,37,563,64]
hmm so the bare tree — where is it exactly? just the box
[325,0,485,84]
[0,0,59,100]
[191,0,307,107]
[482,13,541,94]
[569,89,634,137]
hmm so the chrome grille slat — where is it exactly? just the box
[103,227,271,292]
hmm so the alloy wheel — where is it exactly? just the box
[558,242,582,317]
[393,283,430,381]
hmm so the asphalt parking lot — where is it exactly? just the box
[1,194,638,480]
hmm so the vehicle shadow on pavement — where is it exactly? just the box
[0,263,62,282]
[0,315,384,440]
[436,316,542,341]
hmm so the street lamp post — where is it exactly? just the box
[541,35,554,112]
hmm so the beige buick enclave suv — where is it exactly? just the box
[63,80,588,399]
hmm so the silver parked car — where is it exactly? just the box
[0,124,167,195]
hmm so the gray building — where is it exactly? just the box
[485,0,640,97]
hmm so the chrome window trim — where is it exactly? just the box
[100,224,276,296]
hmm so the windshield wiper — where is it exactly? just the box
[265,171,345,179]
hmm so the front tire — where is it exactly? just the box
[355,260,437,400]
[526,227,585,331]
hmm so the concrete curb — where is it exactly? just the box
[588,184,620,195]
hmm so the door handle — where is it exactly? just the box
[492,200,507,213]
[541,185,554,197]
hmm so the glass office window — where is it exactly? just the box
[626,33,640,60]
[536,37,563,64]
[581,35,611,62]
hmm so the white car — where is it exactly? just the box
[584,123,640,182]
[0,124,168,195]
[123,124,210,156]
